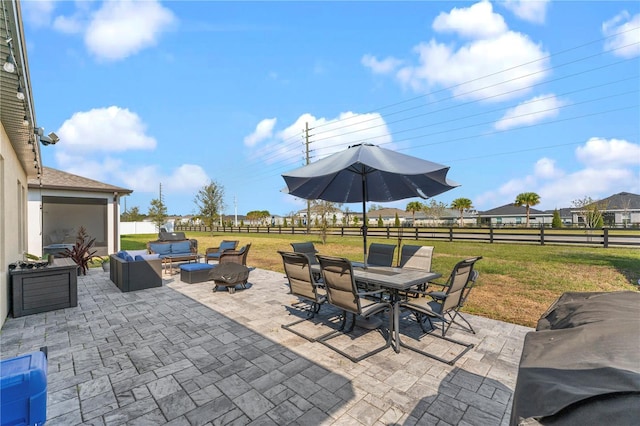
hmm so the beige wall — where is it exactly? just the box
[1,123,29,326]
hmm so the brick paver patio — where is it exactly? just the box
[1,267,532,425]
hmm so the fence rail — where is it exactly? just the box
[175,225,640,248]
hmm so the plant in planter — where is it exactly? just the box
[62,226,97,275]
[100,257,110,272]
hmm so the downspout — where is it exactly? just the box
[113,192,119,252]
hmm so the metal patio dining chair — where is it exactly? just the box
[279,251,327,341]
[316,254,392,363]
[399,256,482,364]
[398,245,434,295]
[367,243,396,267]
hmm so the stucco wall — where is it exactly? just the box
[1,123,29,326]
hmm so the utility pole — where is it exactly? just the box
[305,122,311,235]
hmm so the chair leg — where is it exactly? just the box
[317,308,391,363]
[281,301,324,342]
[400,310,474,365]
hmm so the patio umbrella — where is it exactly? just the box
[281,143,459,264]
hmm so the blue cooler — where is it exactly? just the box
[1,348,47,426]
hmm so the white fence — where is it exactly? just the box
[120,222,158,235]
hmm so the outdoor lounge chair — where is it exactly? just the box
[367,243,396,267]
[205,240,239,264]
[279,251,327,341]
[316,254,392,362]
[399,256,482,364]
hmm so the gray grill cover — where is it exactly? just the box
[209,263,249,285]
[510,291,640,425]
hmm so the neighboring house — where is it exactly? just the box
[1,0,42,324]
[479,204,553,227]
[27,167,132,257]
[570,192,640,227]
[368,208,411,226]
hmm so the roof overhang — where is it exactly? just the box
[0,0,41,177]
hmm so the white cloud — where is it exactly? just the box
[361,54,403,74]
[372,2,549,102]
[245,111,393,168]
[501,0,550,25]
[494,94,564,130]
[85,0,176,61]
[534,157,563,179]
[603,11,640,59]
[52,105,209,194]
[576,137,640,167]
[475,137,640,209]
[244,118,277,147]
[21,0,56,28]
[53,14,85,35]
[432,1,507,39]
[56,106,157,153]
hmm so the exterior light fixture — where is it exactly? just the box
[22,115,29,127]
[3,54,14,73]
[16,84,24,100]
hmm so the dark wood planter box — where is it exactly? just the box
[10,258,78,317]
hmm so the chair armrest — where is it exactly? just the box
[428,291,447,300]
[205,247,220,255]
[357,289,387,297]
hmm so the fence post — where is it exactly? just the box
[603,228,609,248]
[490,225,493,243]
[449,227,453,242]
[540,226,545,245]
[415,227,418,240]
[386,226,390,239]
[341,227,344,237]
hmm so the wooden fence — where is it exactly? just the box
[175,225,640,248]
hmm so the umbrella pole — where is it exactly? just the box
[362,176,367,267]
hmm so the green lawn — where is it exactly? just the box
[121,231,639,328]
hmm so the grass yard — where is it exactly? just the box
[121,231,639,328]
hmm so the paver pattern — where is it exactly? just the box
[1,267,532,425]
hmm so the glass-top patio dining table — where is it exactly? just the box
[312,262,442,352]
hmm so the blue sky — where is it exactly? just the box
[23,0,639,217]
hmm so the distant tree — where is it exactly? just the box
[311,200,340,243]
[343,207,352,226]
[332,214,337,226]
[148,198,167,232]
[283,217,288,227]
[514,192,541,227]
[405,201,423,226]
[194,180,225,230]
[572,196,606,228]
[394,212,400,227]
[368,203,383,212]
[451,198,473,227]
[353,216,359,226]
[552,209,563,228]
[121,206,144,222]
[424,199,447,226]
[240,219,245,227]
[377,215,384,227]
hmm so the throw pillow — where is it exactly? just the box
[135,254,160,261]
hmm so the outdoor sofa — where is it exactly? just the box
[147,232,198,263]
[110,250,162,292]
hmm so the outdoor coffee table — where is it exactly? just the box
[163,254,201,275]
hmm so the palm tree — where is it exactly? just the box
[405,201,423,227]
[514,192,541,227]
[451,198,472,227]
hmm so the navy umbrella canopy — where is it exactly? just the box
[282,144,459,263]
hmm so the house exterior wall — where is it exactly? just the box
[1,124,29,325]
[28,189,120,257]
